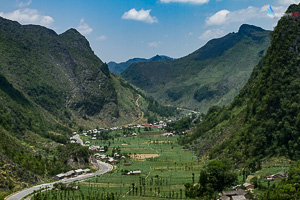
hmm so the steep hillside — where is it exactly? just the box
[180,4,300,169]
[0,73,90,197]
[0,16,178,197]
[122,24,271,112]
[111,74,178,124]
[0,17,119,125]
[108,55,174,75]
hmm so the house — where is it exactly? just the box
[219,196,230,200]
[243,183,254,190]
[99,146,105,152]
[220,190,247,200]
[64,170,75,178]
[75,169,84,176]
[273,172,286,181]
[124,162,131,166]
[91,137,97,140]
[107,157,119,164]
[85,141,90,144]
[163,133,173,137]
[265,175,274,181]
[222,191,238,197]
[83,169,91,174]
[132,133,137,136]
[127,170,141,175]
[96,154,108,160]
[265,172,287,181]
[232,196,246,200]
[53,173,65,180]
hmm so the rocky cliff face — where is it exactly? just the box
[0,16,118,124]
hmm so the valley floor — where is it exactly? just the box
[29,128,291,200]
[31,130,203,199]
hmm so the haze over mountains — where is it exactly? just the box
[122,24,271,112]
[108,55,174,75]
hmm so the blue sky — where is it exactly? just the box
[0,0,299,62]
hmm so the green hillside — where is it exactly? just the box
[0,17,119,125]
[0,16,178,197]
[122,24,271,112]
[180,4,300,169]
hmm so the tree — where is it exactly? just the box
[184,160,237,198]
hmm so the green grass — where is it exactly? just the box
[33,133,204,200]
[32,130,292,200]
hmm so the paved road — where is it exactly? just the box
[72,134,84,146]
[6,161,112,200]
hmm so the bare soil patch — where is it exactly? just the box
[130,154,159,160]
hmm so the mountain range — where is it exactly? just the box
[180,4,300,169]
[0,16,176,195]
[122,24,271,113]
[108,55,174,75]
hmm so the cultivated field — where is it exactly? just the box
[33,129,203,199]
[32,128,291,200]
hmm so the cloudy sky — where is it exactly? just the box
[0,0,299,62]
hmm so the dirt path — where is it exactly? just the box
[135,94,144,121]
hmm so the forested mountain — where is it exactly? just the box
[108,55,174,75]
[0,16,176,197]
[180,4,300,169]
[122,24,271,112]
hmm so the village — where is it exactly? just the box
[53,168,91,181]
[218,170,287,200]
[63,117,290,200]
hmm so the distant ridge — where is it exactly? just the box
[121,24,271,113]
[108,55,174,75]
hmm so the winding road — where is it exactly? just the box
[6,134,113,200]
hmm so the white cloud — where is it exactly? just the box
[76,19,93,35]
[278,0,300,5]
[206,5,286,26]
[122,8,158,24]
[199,29,224,40]
[206,10,230,25]
[97,35,107,41]
[160,0,209,4]
[0,8,54,27]
[148,41,161,47]
[17,0,32,7]
[185,32,193,37]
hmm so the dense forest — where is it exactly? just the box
[180,4,300,171]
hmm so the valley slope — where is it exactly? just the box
[0,16,176,197]
[180,4,300,168]
[122,24,271,112]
